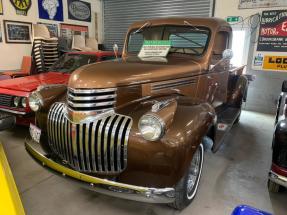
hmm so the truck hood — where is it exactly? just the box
[0,72,69,92]
[69,56,207,89]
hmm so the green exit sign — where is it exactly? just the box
[226,16,242,23]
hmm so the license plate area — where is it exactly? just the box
[30,124,41,143]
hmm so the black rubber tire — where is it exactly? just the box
[282,80,287,93]
[234,112,241,124]
[169,144,204,210]
[268,179,280,193]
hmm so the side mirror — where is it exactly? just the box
[223,49,233,60]
[113,44,119,59]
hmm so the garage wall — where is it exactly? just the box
[103,0,214,50]
[215,0,287,114]
[0,0,102,71]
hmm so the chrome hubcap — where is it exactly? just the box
[187,147,201,197]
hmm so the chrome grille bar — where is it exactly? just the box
[47,102,132,174]
[0,94,13,107]
[67,88,117,112]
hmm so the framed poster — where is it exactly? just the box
[3,20,32,44]
[60,23,89,48]
[68,0,91,22]
[239,0,287,9]
[38,0,63,21]
[0,23,2,42]
[38,22,58,37]
[10,0,32,16]
[252,10,287,71]
[0,0,3,15]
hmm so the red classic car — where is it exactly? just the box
[0,51,116,131]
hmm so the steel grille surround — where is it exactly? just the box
[0,94,13,107]
[67,88,117,113]
[47,102,132,174]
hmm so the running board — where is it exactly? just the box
[212,107,241,152]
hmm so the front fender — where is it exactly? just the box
[34,84,67,129]
[118,96,215,188]
[273,119,287,168]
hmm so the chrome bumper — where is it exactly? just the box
[25,139,175,204]
[269,170,287,188]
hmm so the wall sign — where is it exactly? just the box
[38,22,58,37]
[0,0,3,15]
[239,0,287,9]
[0,23,2,42]
[38,0,64,21]
[10,0,32,16]
[252,10,287,72]
[263,56,287,71]
[60,23,89,48]
[68,0,91,22]
[3,20,32,44]
[257,10,287,52]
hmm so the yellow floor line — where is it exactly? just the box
[0,142,25,215]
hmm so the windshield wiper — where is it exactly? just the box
[172,33,204,48]
[133,21,151,34]
[184,20,207,32]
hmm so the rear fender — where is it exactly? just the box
[227,75,248,107]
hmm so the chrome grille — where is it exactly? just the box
[67,88,117,112]
[47,102,132,174]
[0,94,13,107]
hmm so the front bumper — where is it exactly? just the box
[25,138,175,204]
[0,112,16,131]
[269,170,287,188]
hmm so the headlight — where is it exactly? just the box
[138,114,165,141]
[29,92,43,112]
[21,97,27,108]
[13,97,20,107]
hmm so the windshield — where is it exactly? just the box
[127,26,210,56]
[50,53,97,73]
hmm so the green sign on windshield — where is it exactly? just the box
[143,40,172,46]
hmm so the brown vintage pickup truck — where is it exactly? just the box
[25,17,248,209]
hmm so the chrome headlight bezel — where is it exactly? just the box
[21,97,27,108]
[138,114,165,141]
[13,96,20,107]
[29,92,43,112]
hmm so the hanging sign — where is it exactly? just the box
[68,0,91,22]
[138,40,171,58]
[38,0,64,21]
[239,0,287,9]
[10,0,32,16]
[252,10,287,71]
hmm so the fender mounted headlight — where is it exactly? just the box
[138,114,165,141]
[29,92,43,112]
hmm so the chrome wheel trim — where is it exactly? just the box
[186,144,204,200]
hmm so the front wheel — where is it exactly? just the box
[169,143,204,210]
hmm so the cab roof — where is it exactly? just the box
[129,17,231,32]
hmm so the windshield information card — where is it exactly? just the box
[138,40,171,58]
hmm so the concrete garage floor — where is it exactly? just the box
[1,111,286,215]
